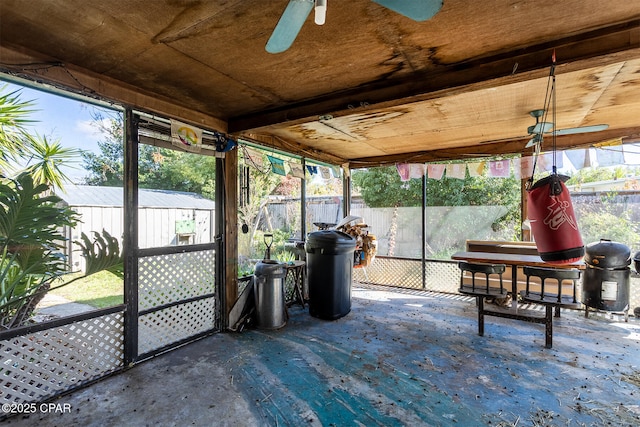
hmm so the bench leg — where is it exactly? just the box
[477,296,485,337]
[554,305,560,318]
[545,305,553,349]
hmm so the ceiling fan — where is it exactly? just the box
[265,0,443,54]
[524,108,609,148]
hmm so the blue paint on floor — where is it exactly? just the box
[7,284,640,426]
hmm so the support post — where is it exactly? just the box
[123,108,139,365]
[422,169,427,289]
[301,157,306,240]
[521,176,530,241]
[342,164,351,219]
[217,150,238,329]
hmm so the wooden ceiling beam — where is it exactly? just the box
[0,43,229,133]
[238,133,347,165]
[229,19,640,133]
[348,126,640,168]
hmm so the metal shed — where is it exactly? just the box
[58,184,215,271]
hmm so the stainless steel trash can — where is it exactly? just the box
[253,260,287,329]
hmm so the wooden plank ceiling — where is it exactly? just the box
[1,0,639,167]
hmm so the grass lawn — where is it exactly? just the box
[50,270,124,309]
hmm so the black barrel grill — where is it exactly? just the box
[583,239,632,320]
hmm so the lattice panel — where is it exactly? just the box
[138,250,215,310]
[284,271,296,304]
[138,297,216,355]
[425,261,460,293]
[0,313,124,406]
[353,257,423,289]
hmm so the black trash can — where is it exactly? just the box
[253,260,287,329]
[305,230,356,320]
[583,239,631,313]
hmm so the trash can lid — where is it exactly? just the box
[254,259,286,277]
[305,230,356,250]
[585,239,631,268]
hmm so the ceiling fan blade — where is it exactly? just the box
[265,0,314,54]
[553,124,609,136]
[527,122,553,135]
[372,0,443,21]
[525,134,543,148]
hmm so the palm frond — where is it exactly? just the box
[22,133,80,190]
[0,85,37,174]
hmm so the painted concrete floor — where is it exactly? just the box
[6,284,640,427]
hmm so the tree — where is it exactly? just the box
[352,164,520,212]
[80,114,218,198]
[352,164,522,254]
[237,158,283,262]
[566,165,640,187]
[352,166,422,207]
[138,149,217,199]
[23,133,79,190]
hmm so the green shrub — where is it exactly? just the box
[579,210,640,248]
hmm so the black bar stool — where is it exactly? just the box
[520,266,581,348]
[458,261,508,337]
[521,266,581,316]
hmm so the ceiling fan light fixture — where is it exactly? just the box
[315,0,327,25]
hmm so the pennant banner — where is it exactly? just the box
[427,164,445,180]
[171,119,202,153]
[565,149,591,170]
[513,156,534,180]
[489,159,510,177]
[396,163,410,181]
[536,152,563,172]
[595,147,625,167]
[287,162,305,179]
[445,163,466,179]
[467,161,485,177]
[409,163,426,179]
[319,166,332,180]
[267,155,286,176]
[244,147,265,169]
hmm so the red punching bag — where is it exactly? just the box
[527,173,584,264]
